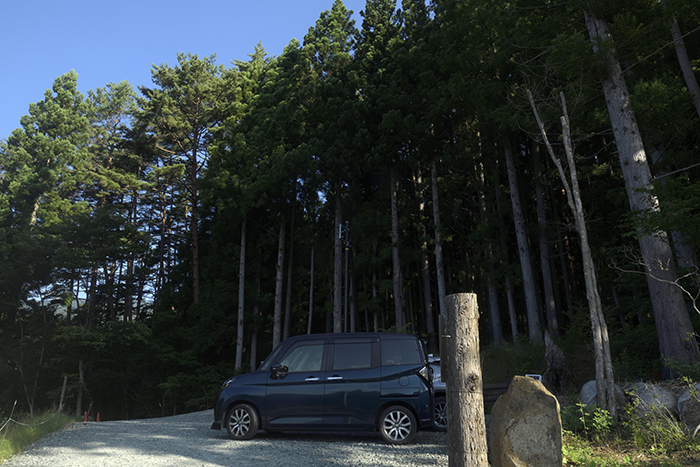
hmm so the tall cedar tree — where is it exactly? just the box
[302,0,358,333]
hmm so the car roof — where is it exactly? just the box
[280,332,420,344]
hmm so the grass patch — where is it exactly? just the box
[0,409,76,462]
[562,429,700,466]
[559,393,700,466]
[482,335,700,466]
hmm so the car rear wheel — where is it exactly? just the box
[432,395,447,431]
[379,405,417,444]
[225,403,259,440]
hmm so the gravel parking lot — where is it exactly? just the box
[3,410,448,466]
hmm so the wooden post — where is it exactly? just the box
[445,293,488,466]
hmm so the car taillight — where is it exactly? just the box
[417,365,432,386]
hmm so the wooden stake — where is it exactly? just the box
[445,293,488,466]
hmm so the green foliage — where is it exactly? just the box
[0,409,76,462]
[561,398,700,465]
[380,322,413,334]
[562,431,615,467]
[623,400,690,454]
[562,403,614,439]
[480,340,546,384]
[160,361,233,412]
[2,0,700,437]
[664,359,700,382]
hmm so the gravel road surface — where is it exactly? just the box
[3,410,448,466]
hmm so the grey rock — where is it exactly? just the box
[579,379,628,411]
[630,382,679,418]
[489,375,562,467]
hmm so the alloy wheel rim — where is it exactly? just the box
[383,410,411,441]
[434,401,447,428]
[229,409,251,437]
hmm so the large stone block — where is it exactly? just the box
[579,379,628,411]
[630,382,679,418]
[678,383,700,435]
[489,375,562,467]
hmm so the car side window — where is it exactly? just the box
[279,344,324,373]
[381,339,422,366]
[332,343,372,370]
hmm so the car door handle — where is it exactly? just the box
[305,377,320,382]
[327,376,343,381]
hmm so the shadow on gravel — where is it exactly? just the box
[10,411,447,467]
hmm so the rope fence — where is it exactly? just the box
[0,401,67,434]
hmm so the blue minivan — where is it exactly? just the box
[211,332,433,444]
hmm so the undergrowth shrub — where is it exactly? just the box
[562,402,614,440]
[622,399,689,454]
[0,409,75,462]
[480,339,546,383]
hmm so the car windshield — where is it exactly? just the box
[258,344,286,372]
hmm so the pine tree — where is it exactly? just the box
[139,53,226,303]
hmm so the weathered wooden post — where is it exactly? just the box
[444,293,488,466]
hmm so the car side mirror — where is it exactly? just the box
[270,364,289,379]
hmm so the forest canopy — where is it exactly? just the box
[2,0,700,420]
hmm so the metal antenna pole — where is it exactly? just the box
[344,221,349,333]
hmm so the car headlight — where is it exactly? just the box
[221,376,238,389]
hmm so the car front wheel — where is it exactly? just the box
[379,405,417,444]
[432,395,447,431]
[225,403,259,440]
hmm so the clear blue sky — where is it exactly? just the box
[0,0,366,140]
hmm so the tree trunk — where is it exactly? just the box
[445,293,488,466]
[333,188,343,333]
[585,10,700,378]
[250,300,260,370]
[504,138,542,342]
[124,256,134,323]
[308,246,315,334]
[414,168,436,349]
[372,242,380,332]
[106,262,116,321]
[59,375,68,411]
[190,141,201,303]
[349,258,356,332]
[533,142,558,334]
[250,328,258,371]
[431,162,448,318]
[661,0,700,118]
[235,219,246,372]
[344,221,350,332]
[283,208,295,340]
[528,88,617,419]
[649,149,696,272]
[191,192,200,303]
[551,193,575,315]
[87,267,98,327]
[478,161,503,345]
[272,221,285,349]
[124,190,138,322]
[76,358,84,418]
[390,167,405,330]
[493,161,520,341]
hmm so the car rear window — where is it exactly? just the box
[381,339,423,366]
[332,343,373,370]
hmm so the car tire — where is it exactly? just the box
[432,395,447,431]
[379,405,417,444]
[225,403,259,440]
